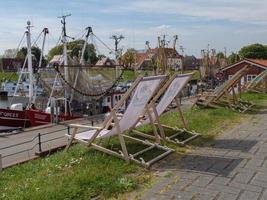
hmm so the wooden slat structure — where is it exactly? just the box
[65,75,174,168]
[131,73,199,146]
[245,70,267,93]
[195,65,253,112]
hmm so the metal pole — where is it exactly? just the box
[38,133,42,153]
[0,154,2,172]
[26,21,34,104]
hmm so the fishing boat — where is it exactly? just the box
[0,20,79,129]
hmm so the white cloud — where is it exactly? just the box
[101,0,267,25]
[155,25,171,30]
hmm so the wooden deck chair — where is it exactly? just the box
[245,70,267,93]
[195,65,253,112]
[131,73,199,146]
[65,75,174,168]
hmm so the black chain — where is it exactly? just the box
[54,65,125,97]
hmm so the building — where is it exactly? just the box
[133,48,183,71]
[221,58,267,83]
[102,82,131,113]
[95,57,116,67]
[0,58,25,72]
[183,55,201,70]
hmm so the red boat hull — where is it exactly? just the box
[0,108,79,128]
[0,109,30,128]
[26,109,80,127]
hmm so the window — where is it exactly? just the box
[247,74,257,82]
[107,97,111,103]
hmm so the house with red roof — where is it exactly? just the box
[133,47,183,70]
[221,58,267,83]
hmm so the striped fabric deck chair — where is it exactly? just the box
[195,65,253,112]
[245,70,267,93]
[131,73,199,146]
[65,75,174,167]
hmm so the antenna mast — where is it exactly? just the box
[110,34,124,59]
[173,35,178,50]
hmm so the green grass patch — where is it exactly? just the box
[137,107,244,147]
[241,92,267,105]
[0,145,143,200]
[0,72,18,83]
[182,70,200,80]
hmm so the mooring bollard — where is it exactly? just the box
[0,154,2,172]
[38,133,42,153]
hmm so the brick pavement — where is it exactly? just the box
[141,109,267,200]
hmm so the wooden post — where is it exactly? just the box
[175,96,188,129]
[151,103,166,140]
[111,111,129,161]
[146,105,161,143]
[231,86,236,104]
[65,127,78,151]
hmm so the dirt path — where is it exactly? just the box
[141,109,267,200]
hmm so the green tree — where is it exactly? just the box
[216,52,225,59]
[16,46,47,67]
[239,43,267,59]
[48,40,98,64]
[228,52,240,64]
[121,48,136,68]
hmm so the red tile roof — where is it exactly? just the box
[245,58,267,68]
[222,58,267,71]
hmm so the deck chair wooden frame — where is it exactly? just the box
[131,73,199,146]
[195,65,253,112]
[65,75,174,168]
[245,70,267,93]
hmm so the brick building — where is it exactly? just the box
[221,58,267,83]
[0,58,24,72]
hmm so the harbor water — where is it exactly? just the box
[0,96,29,109]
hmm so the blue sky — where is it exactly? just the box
[0,0,267,57]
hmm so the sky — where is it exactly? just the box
[0,0,267,57]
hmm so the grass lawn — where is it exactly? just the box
[1,92,266,200]
[0,146,146,200]
[182,70,200,80]
[0,72,18,83]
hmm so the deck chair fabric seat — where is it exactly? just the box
[75,129,110,140]
[142,74,192,125]
[132,73,199,145]
[65,75,174,167]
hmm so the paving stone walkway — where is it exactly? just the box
[141,109,267,200]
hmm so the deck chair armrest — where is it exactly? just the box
[68,124,102,130]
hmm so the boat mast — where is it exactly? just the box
[26,21,34,104]
[80,27,92,65]
[38,28,49,68]
[70,26,92,102]
[58,14,71,115]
